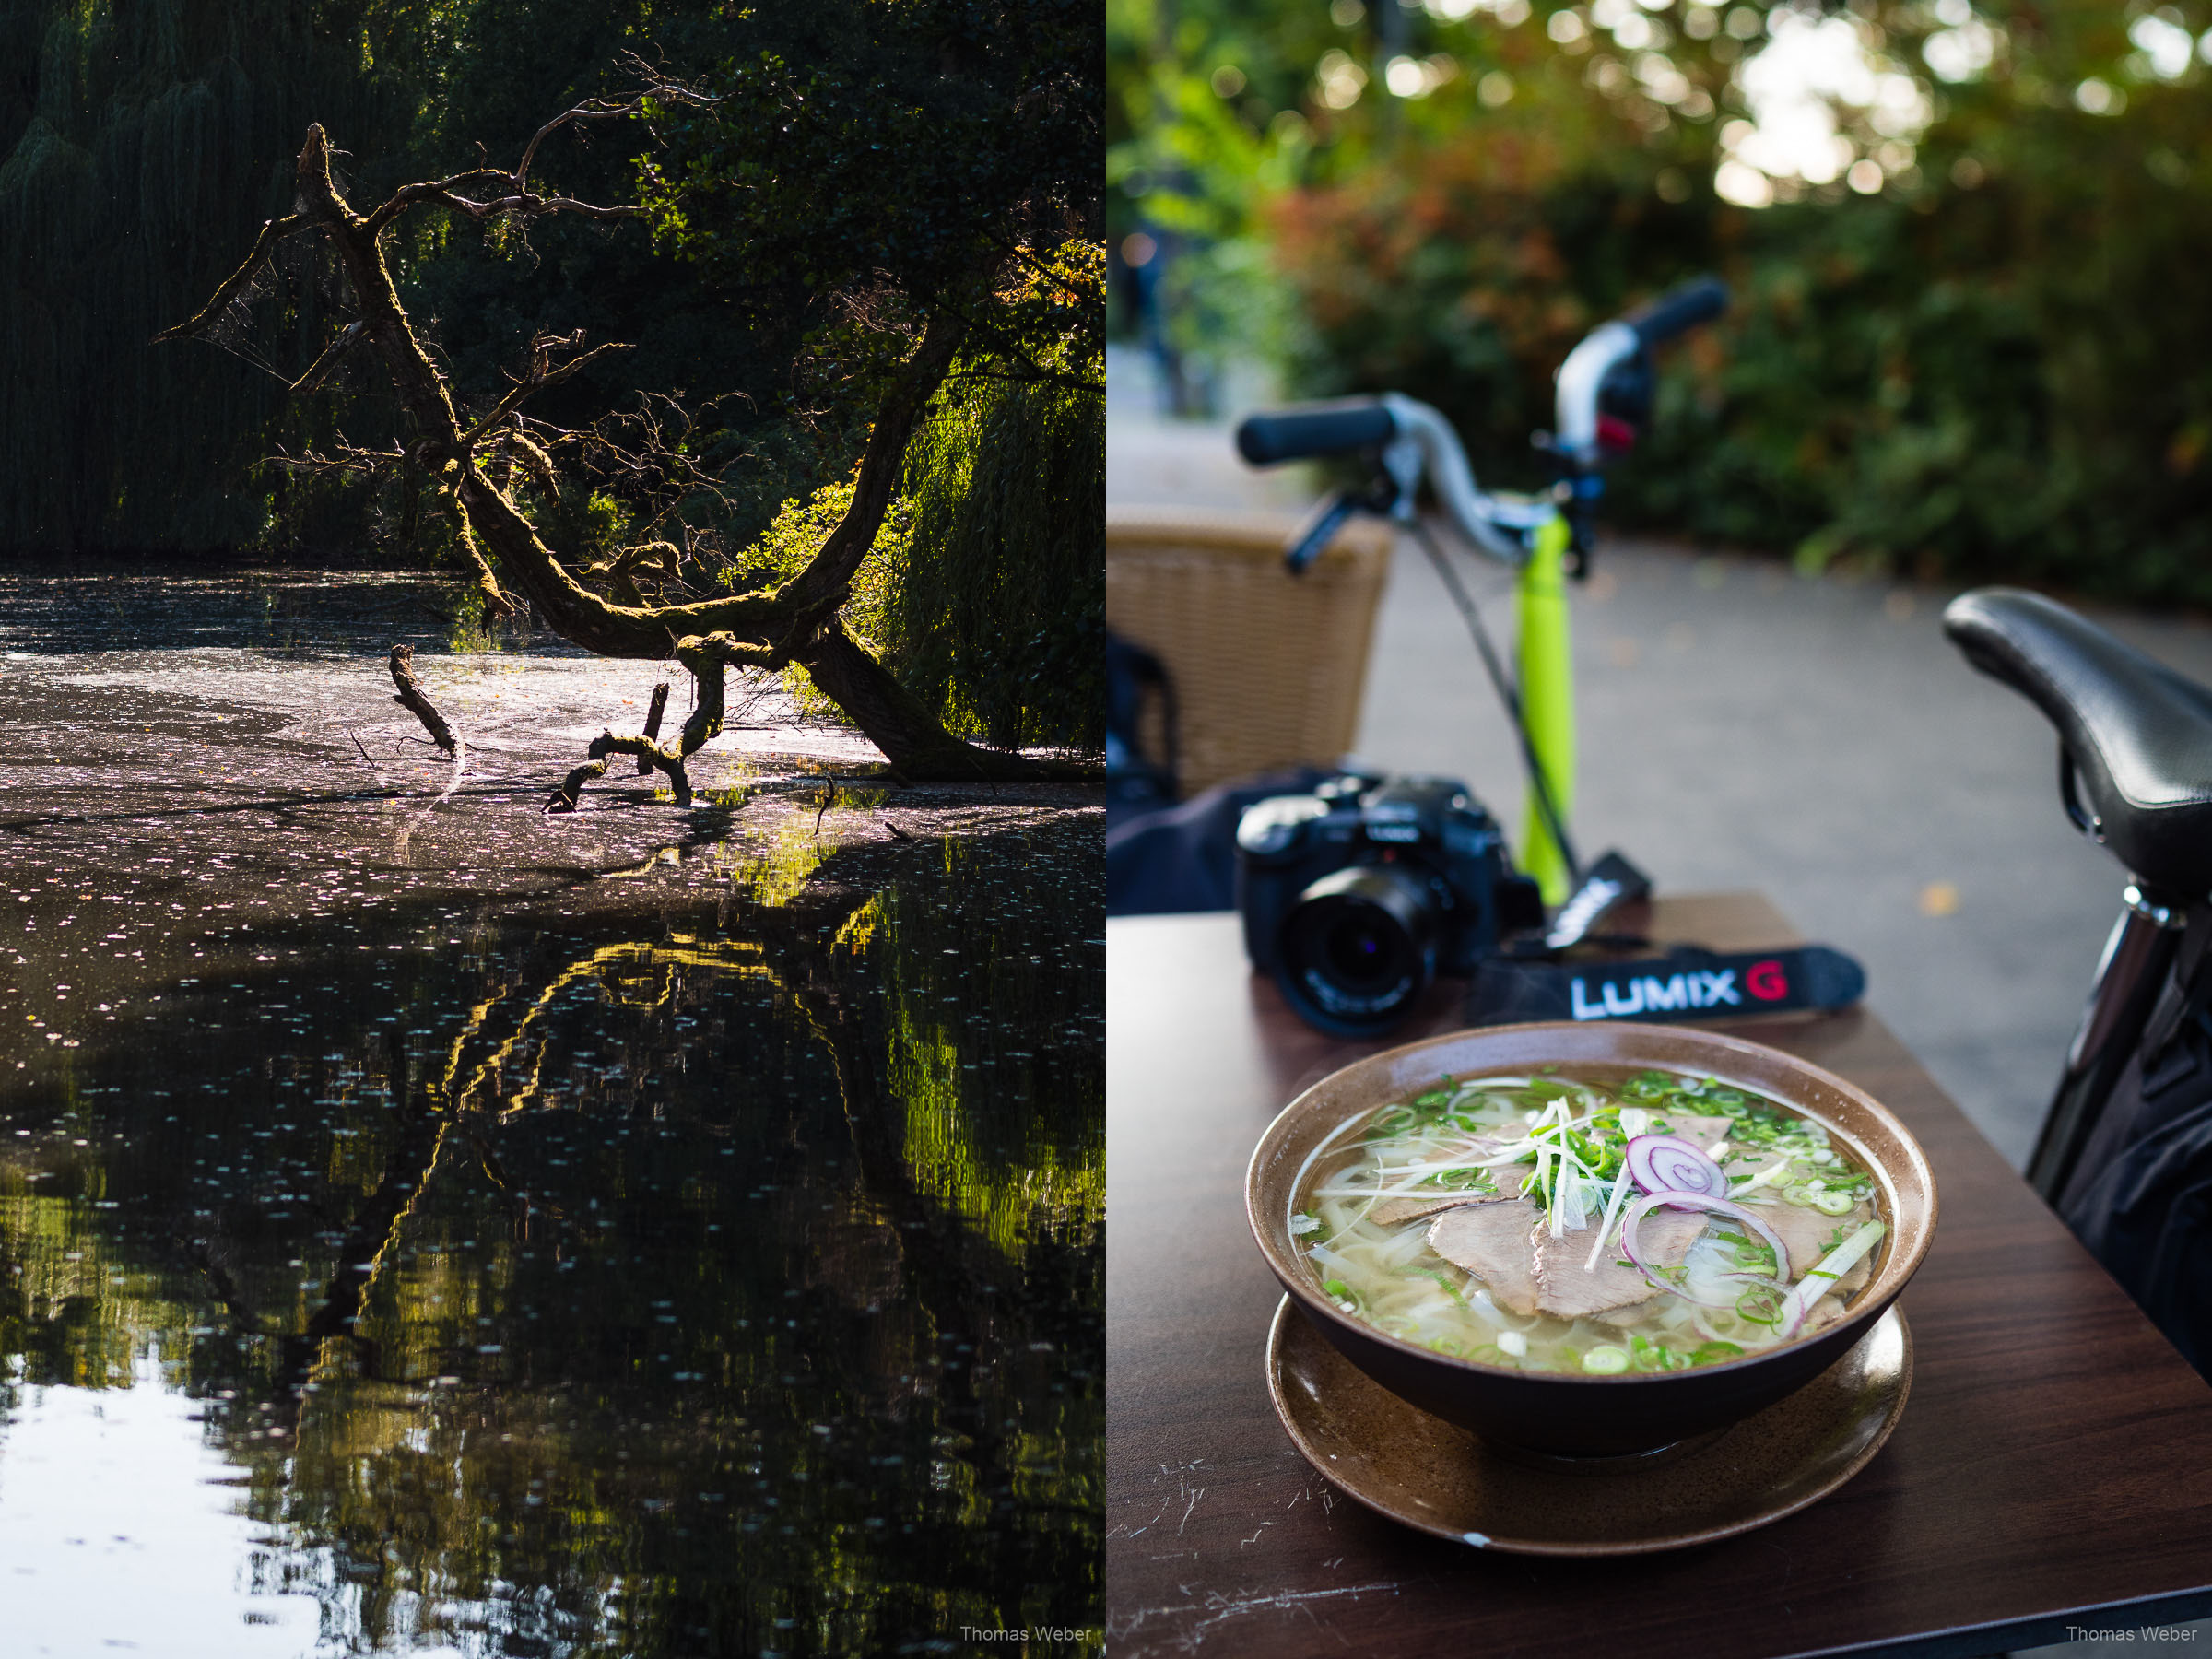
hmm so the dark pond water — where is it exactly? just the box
[0,572,1102,1657]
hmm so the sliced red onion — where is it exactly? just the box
[1625,1134,1726,1206]
[1618,1190,1794,1307]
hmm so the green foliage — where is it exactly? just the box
[724,468,910,633]
[576,489,627,559]
[639,0,1100,379]
[718,357,1107,756]
[642,3,1105,748]
[718,469,913,724]
[380,0,860,553]
[886,369,1106,751]
[1618,53,2212,600]
[1269,110,1714,492]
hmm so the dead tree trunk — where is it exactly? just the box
[159,115,1091,795]
[388,644,457,752]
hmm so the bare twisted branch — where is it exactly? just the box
[459,331,635,451]
[360,78,716,239]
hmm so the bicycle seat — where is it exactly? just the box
[1945,588,2212,896]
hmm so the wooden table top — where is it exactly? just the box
[1107,897,2212,1658]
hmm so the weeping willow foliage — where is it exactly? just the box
[0,0,419,555]
[725,364,1105,755]
[879,370,1105,754]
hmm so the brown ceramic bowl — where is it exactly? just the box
[1247,1022,1936,1458]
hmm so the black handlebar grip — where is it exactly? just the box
[1235,398,1396,466]
[1623,276,1729,347]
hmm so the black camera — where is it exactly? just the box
[1235,773,1545,1037]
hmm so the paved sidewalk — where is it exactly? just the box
[1111,406,2212,1173]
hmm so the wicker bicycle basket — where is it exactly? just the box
[1106,505,1394,797]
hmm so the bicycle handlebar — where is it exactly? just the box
[1556,276,1729,465]
[1234,398,1396,465]
[1622,276,1729,349]
[1231,276,1728,561]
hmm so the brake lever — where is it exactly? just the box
[1283,485,1394,574]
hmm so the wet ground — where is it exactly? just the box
[0,571,1103,1657]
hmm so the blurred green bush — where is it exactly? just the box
[1114,0,2212,604]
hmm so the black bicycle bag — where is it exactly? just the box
[2058,910,2212,1381]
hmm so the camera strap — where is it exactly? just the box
[1464,944,1866,1027]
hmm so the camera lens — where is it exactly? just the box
[1275,865,1440,1037]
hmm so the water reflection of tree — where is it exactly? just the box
[0,819,1101,1653]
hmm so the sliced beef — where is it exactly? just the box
[1592,1294,1665,1328]
[1533,1207,1708,1320]
[1428,1198,1541,1316]
[1748,1199,1877,1277]
[1371,1190,1509,1227]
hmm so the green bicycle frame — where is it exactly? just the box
[1515,512,1576,905]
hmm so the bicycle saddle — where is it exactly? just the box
[1945,588,2212,898]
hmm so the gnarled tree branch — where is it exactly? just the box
[160,108,1089,789]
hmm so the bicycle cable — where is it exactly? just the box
[1405,516,1583,887]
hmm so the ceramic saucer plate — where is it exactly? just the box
[1267,1296,1912,1557]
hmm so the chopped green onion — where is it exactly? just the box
[1582,1347,1630,1374]
[1735,1286,1783,1326]
[1778,1219,1888,1336]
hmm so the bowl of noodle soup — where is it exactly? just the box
[1247,1022,1936,1458]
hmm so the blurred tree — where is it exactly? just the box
[1119,0,2212,602]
